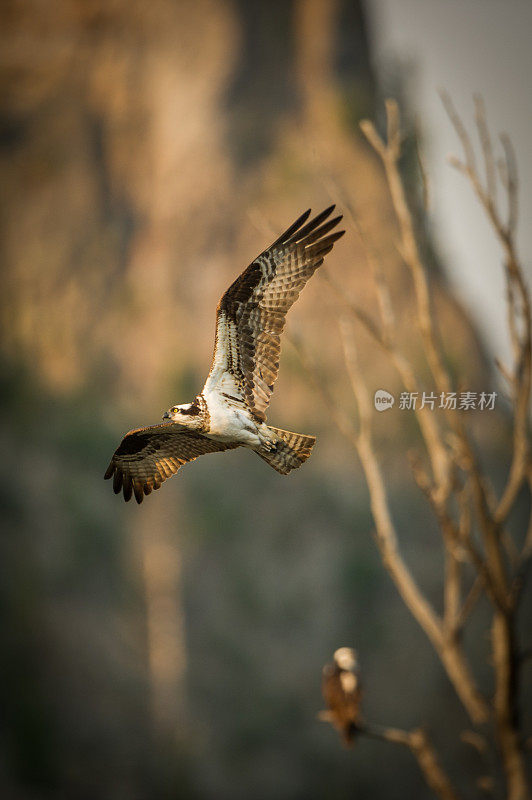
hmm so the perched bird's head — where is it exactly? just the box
[333,647,358,672]
[163,399,203,428]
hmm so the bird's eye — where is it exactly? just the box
[171,406,179,413]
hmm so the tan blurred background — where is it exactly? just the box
[370,0,532,365]
[0,1,528,799]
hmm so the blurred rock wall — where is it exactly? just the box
[0,2,499,799]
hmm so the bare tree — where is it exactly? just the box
[305,98,531,800]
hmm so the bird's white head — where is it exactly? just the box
[334,647,357,672]
[163,399,203,429]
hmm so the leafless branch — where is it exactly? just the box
[338,319,489,725]
[415,116,432,212]
[361,723,460,800]
[442,94,530,536]
[307,95,531,799]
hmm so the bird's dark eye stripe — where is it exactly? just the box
[169,403,201,416]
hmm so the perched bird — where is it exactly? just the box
[320,647,362,746]
[105,206,344,503]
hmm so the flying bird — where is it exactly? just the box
[105,206,344,503]
[320,647,362,746]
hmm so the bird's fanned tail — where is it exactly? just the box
[255,426,315,474]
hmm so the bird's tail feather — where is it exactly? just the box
[256,427,315,474]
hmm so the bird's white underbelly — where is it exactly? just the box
[204,391,261,448]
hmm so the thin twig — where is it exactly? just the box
[360,723,461,800]
[455,576,483,634]
[415,116,432,212]
[474,94,497,208]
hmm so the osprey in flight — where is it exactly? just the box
[105,206,344,503]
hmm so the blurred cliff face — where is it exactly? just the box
[0,3,495,799]
[0,0,482,411]
[1,0,240,397]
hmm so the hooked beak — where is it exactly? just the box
[162,411,171,420]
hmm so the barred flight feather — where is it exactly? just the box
[204,205,344,420]
[104,425,239,504]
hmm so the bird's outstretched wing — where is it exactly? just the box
[203,206,344,421]
[104,424,239,504]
